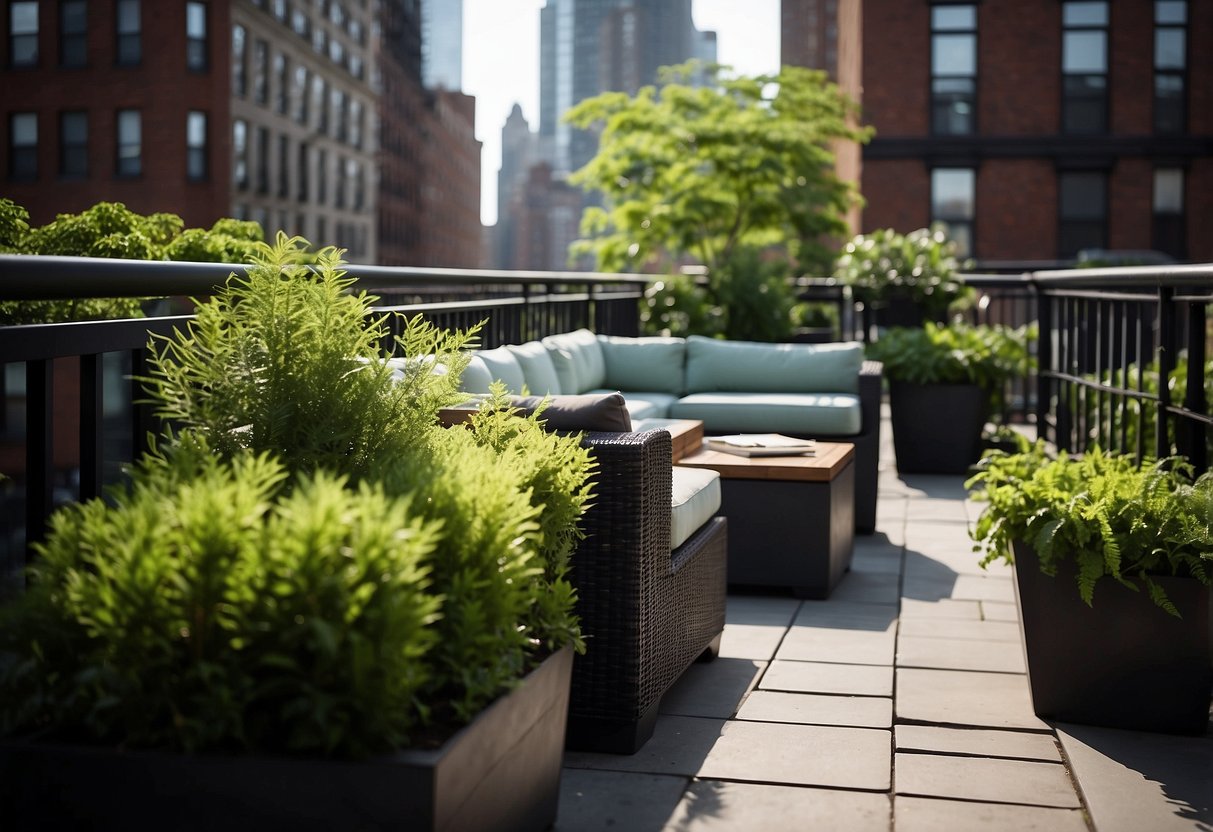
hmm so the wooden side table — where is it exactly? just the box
[678,441,856,598]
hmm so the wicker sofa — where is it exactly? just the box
[460,330,883,533]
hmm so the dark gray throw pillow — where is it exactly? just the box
[510,392,633,433]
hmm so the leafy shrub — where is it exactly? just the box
[162,218,266,263]
[968,445,1213,615]
[865,321,1035,415]
[0,197,30,252]
[833,226,972,319]
[0,438,442,756]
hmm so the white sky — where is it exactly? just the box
[463,0,781,226]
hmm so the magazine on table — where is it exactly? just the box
[705,434,816,457]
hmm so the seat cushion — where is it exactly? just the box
[586,389,678,422]
[670,466,721,550]
[459,355,495,394]
[542,329,606,394]
[473,346,528,394]
[670,392,862,436]
[598,335,686,394]
[685,336,863,394]
[507,341,563,395]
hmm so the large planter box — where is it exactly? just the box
[0,645,573,831]
[1013,541,1213,735]
[889,381,986,474]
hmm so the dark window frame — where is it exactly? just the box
[1057,169,1109,258]
[186,110,207,181]
[1061,1,1109,135]
[186,1,208,72]
[115,108,141,177]
[929,3,978,137]
[58,109,87,177]
[232,23,247,96]
[930,166,976,259]
[9,0,39,68]
[1151,166,1186,260]
[114,0,140,66]
[232,117,248,189]
[9,111,38,179]
[59,0,87,68]
[1153,0,1187,134]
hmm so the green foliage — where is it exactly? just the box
[566,62,870,281]
[162,218,266,263]
[0,439,442,756]
[640,273,723,338]
[967,445,1213,615]
[0,197,30,252]
[144,234,474,481]
[23,201,183,259]
[833,227,972,319]
[866,321,1035,414]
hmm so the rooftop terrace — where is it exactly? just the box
[555,412,1213,832]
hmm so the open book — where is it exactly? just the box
[705,434,816,457]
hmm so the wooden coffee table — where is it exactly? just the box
[679,441,855,598]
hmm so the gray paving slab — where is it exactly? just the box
[980,600,1019,622]
[736,690,892,728]
[826,568,903,605]
[563,715,726,777]
[895,725,1062,762]
[894,752,1081,808]
[717,623,787,660]
[896,668,1050,731]
[776,623,897,666]
[897,617,1021,643]
[793,599,899,629]
[555,769,688,831]
[950,574,1016,603]
[896,635,1026,674]
[698,720,892,789]
[659,658,764,719]
[760,659,894,697]
[1056,722,1213,832]
[894,796,1089,832]
[724,594,801,627]
[898,597,982,620]
[663,781,891,831]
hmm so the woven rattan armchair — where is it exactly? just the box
[565,428,728,754]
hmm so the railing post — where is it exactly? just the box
[1034,280,1050,447]
[80,353,103,502]
[1182,299,1207,474]
[1155,286,1176,461]
[25,359,53,563]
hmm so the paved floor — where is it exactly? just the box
[554,417,1213,831]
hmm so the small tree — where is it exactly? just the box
[565,63,870,339]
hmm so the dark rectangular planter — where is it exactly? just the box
[889,381,987,474]
[1012,541,1213,735]
[0,645,573,831]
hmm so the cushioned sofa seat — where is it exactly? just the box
[670,467,722,550]
[669,392,862,436]
[586,389,678,422]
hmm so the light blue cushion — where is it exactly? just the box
[670,392,862,436]
[598,335,686,394]
[587,389,678,421]
[459,355,494,394]
[476,346,527,394]
[542,329,605,394]
[507,341,563,395]
[684,336,863,395]
[670,466,721,550]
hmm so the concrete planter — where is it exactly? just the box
[0,645,574,831]
[1012,541,1212,735]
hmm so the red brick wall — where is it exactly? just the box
[975,160,1056,261]
[860,159,928,232]
[860,1,928,136]
[978,1,1058,135]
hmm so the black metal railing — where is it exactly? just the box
[0,254,648,584]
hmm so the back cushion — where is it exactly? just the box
[598,335,686,394]
[685,336,863,394]
[475,346,528,394]
[459,355,494,394]
[507,341,563,395]
[541,329,606,394]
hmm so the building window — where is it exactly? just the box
[297,141,309,201]
[1154,1,1186,133]
[1058,171,1107,258]
[59,110,87,176]
[293,64,308,123]
[9,112,37,178]
[115,108,140,176]
[10,1,38,67]
[349,98,361,149]
[335,154,346,208]
[277,133,289,197]
[1062,1,1108,134]
[931,168,975,258]
[291,7,308,37]
[272,0,286,21]
[930,4,976,135]
[316,147,327,204]
[186,1,207,71]
[187,110,207,180]
[255,125,268,193]
[59,0,87,68]
[233,118,248,188]
[351,159,363,211]
[115,0,140,65]
[232,24,246,96]
[253,38,268,104]
[317,77,329,132]
[332,88,345,142]
[274,52,289,115]
[1152,168,1185,260]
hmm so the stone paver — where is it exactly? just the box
[896,668,1050,731]
[698,721,892,790]
[826,569,902,605]
[897,617,1021,642]
[555,770,688,831]
[981,600,1019,622]
[664,782,891,831]
[760,659,894,697]
[894,753,1081,808]
[898,597,982,620]
[659,659,763,719]
[894,796,1089,832]
[895,725,1062,762]
[951,574,1016,603]
[736,690,892,728]
[717,624,787,660]
[896,635,1026,674]
[776,625,897,666]
[563,715,725,777]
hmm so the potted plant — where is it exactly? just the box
[833,226,972,329]
[866,321,1035,474]
[968,445,1213,734]
[0,236,594,829]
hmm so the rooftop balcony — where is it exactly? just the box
[0,255,1210,830]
